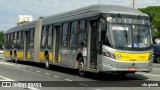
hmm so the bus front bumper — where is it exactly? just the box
[98,56,153,72]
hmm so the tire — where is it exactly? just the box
[156,57,160,63]
[45,54,50,69]
[78,57,85,76]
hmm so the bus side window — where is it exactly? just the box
[77,20,87,47]
[14,32,17,45]
[41,26,47,48]
[30,29,34,48]
[48,25,53,48]
[21,31,24,47]
[70,21,77,47]
[62,23,69,47]
[101,20,111,47]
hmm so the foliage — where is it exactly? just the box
[139,6,160,38]
[39,16,43,19]
[17,21,29,25]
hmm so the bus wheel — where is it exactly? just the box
[78,57,85,76]
[45,54,50,69]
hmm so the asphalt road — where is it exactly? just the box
[0,58,160,90]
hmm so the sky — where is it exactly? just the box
[0,0,160,32]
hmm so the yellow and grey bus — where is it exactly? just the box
[4,5,153,76]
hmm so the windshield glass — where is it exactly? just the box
[105,15,152,50]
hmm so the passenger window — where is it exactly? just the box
[70,21,77,47]
[77,20,87,47]
[61,23,69,47]
[48,25,53,48]
[30,29,34,47]
[41,26,47,47]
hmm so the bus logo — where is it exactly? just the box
[117,54,121,58]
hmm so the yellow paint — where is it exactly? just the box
[27,52,30,59]
[114,52,150,61]
[49,52,53,61]
[4,51,10,58]
[17,51,24,59]
[58,53,61,62]
[39,52,44,60]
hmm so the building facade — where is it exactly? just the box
[19,15,33,22]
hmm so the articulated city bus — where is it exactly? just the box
[4,5,153,76]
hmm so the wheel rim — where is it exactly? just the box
[78,60,85,76]
[79,62,84,71]
[45,57,49,68]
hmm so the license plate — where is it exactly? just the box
[128,67,137,71]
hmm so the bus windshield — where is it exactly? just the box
[105,15,152,50]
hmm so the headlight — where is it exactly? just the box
[102,51,116,59]
[149,53,154,60]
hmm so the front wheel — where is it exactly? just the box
[78,57,85,76]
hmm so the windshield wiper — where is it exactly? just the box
[124,29,128,44]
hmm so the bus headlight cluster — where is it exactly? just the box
[149,54,154,60]
[102,51,116,59]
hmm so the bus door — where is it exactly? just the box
[54,26,60,63]
[24,31,29,60]
[89,20,98,69]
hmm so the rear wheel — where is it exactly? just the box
[45,54,50,69]
[78,57,85,76]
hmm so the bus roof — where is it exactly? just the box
[5,4,148,34]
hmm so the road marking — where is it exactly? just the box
[79,83,88,87]
[36,71,41,73]
[44,73,50,75]
[0,76,14,81]
[17,66,21,68]
[0,75,40,90]
[0,62,15,66]
[54,76,60,78]
[137,72,160,78]
[96,89,102,90]
[153,68,160,71]
[64,79,73,81]
[28,87,40,90]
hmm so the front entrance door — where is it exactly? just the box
[54,26,60,63]
[89,20,98,69]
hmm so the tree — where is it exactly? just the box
[39,16,43,19]
[139,6,160,38]
[17,21,29,25]
[0,31,4,49]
